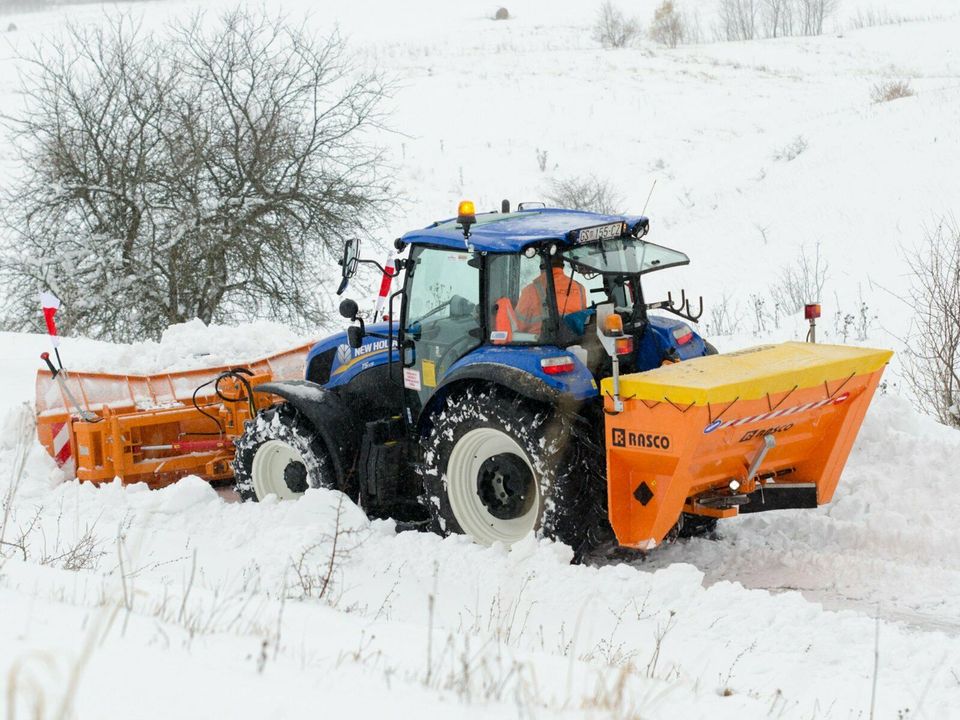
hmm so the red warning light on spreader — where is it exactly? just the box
[804,303,822,320]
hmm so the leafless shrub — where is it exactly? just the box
[494,7,510,21]
[770,241,829,315]
[902,219,960,427]
[1,417,106,575]
[289,495,365,604]
[849,8,900,29]
[849,9,940,30]
[0,405,35,569]
[750,294,769,334]
[1,503,106,572]
[833,288,876,342]
[546,176,624,215]
[0,8,392,342]
[707,292,741,336]
[773,135,808,162]
[649,1,686,47]
[718,640,757,695]
[594,1,642,49]
[453,574,537,645]
[579,602,640,667]
[645,610,677,679]
[871,79,914,103]
[536,148,549,173]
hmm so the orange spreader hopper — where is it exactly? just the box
[35,342,313,488]
[602,342,893,549]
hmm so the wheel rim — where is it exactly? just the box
[251,440,309,501]
[446,427,539,546]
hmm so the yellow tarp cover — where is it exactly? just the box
[604,342,893,406]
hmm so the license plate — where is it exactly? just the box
[575,222,624,244]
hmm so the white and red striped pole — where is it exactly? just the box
[39,291,63,368]
[373,253,396,321]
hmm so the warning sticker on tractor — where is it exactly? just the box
[403,368,422,391]
[421,360,437,387]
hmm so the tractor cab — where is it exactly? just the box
[336,201,710,425]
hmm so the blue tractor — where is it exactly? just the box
[234,201,714,552]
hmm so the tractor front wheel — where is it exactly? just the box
[421,387,608,554]
[233,405,335,502]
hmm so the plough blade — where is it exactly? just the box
[35,342,314,487]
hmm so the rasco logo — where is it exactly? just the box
[611,428,672,450]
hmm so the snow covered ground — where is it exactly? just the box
[3,0,960,718]
[4,331,960,718]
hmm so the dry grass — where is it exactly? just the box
[871,80,914,103]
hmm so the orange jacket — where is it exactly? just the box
[515,267,587,334]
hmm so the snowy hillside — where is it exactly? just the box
[2,0,960,718]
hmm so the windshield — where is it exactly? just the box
[563,238,688,275]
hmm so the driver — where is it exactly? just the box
[515,255,587,334]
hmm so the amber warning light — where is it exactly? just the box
[457,200,477,240]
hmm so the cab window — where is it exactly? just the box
[404,246,481,379]
[486,253,547,345]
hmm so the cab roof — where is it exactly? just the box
[401,207,649,253]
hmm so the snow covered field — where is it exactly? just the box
[3,0,960,717]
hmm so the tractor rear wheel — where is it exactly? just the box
[233,404,335,502]
[421,387,609,555]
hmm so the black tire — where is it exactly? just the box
[420,386,610,555]
[704,340,719,356]
[233,404,335,502]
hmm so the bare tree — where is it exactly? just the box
[718,0,758,40]
[0,8,391,342]
[795,0,839,35]
[761,0,794,37]
[718,0,837,40]
[546,176,624,215]
[594,1,642,49]
[649,1,686,47]
[903,219,960,428]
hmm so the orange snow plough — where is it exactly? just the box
[602,342,892,549]
[35,343,312,488]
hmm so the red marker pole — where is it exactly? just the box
[39,291,63,368]
[373,253,395,321]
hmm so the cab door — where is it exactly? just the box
[400,245,482,417]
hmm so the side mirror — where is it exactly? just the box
[337,239,361,295]
[339,298,359,321]
[347,325,364,349]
